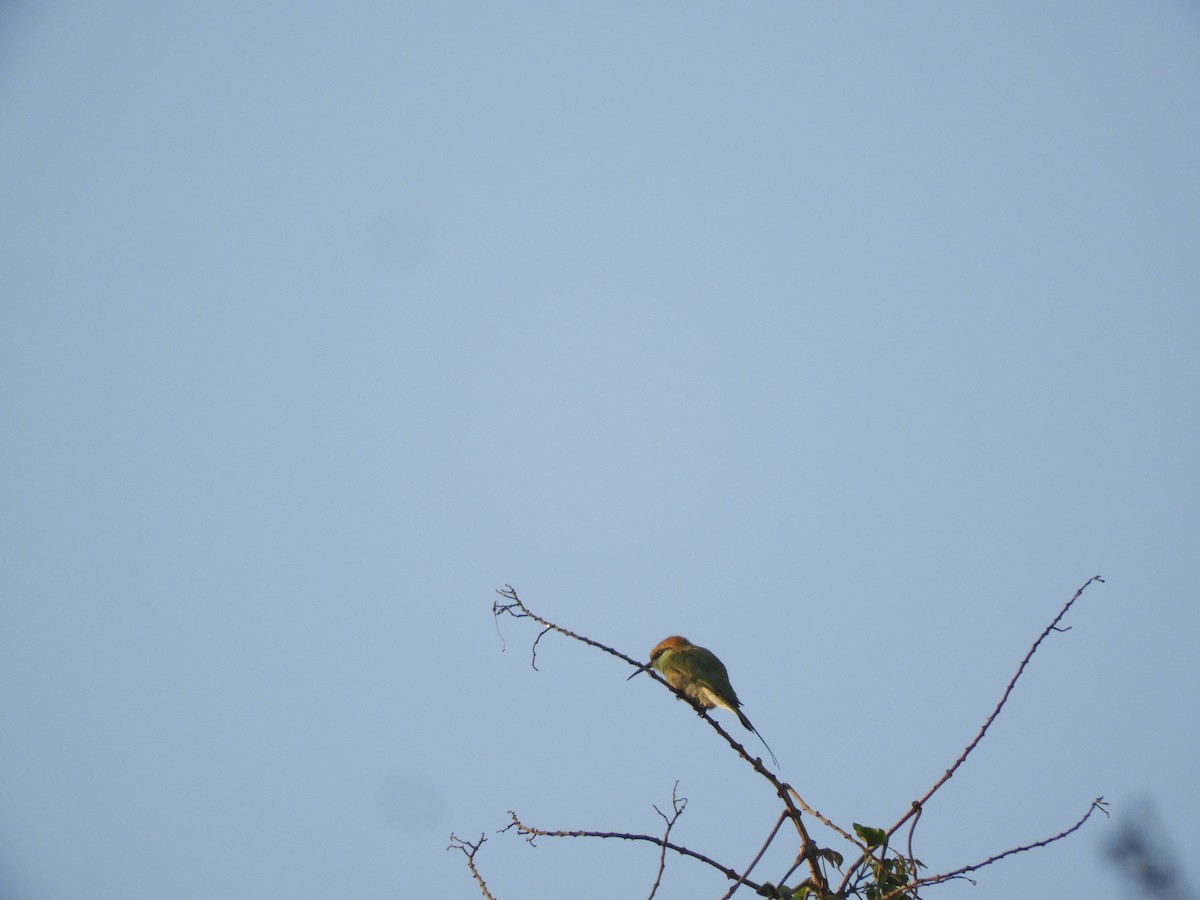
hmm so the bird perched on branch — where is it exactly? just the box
[630,635,778,767]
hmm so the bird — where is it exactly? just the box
[632,635,778,767]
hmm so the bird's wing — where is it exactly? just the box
[677,646,741,707]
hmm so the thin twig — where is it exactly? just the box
[447,833,498,900]
[721,810,789,899]
[494,585,645,672]
[646,783,686,899]
[773,856,807,896]
[503,810,756,889]
[906,801,922,878]
[783,782,862,849]
[720,816,787,897]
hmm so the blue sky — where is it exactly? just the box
[2,3,1198,898]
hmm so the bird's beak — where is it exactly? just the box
[626,663,649,681]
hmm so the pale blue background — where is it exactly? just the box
[2,3,1198,898]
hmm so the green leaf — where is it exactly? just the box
[853,823,888,849]
[818,847,844,868]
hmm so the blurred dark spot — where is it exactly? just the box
[1104,799,1196,899]
[378,774,446,832]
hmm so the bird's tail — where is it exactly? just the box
[737,708,779,768]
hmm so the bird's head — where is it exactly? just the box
[650,635,692,664]
[627,635,693,681]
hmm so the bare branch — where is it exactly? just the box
[502,809,756,888]
[720,810,789,899]
[837,575,1105,896]
[493,585,645,672]
[881,798,1109,899]
[905,801,923,882]
[447,833,498,900]
[773,848,816,898]
[496,586,776,779]
[916,575,1105,809]
[782,781,862,850]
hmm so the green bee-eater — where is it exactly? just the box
[634,635,778,767]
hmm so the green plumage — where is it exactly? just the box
[652,643,743,714]
[647,635,778,767]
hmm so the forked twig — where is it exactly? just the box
[647,783,686,899]
[493,585,644,672]
[447,833,497,900]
